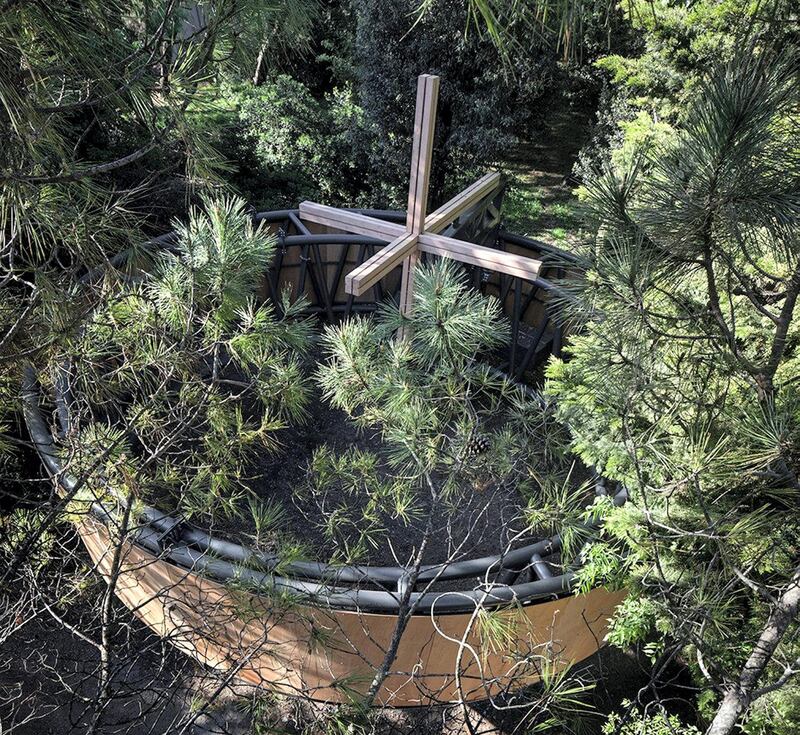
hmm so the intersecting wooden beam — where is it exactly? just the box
[299,203,403,241]
[406,75,439,234]
[345,233,418,295]
[299,174,503,242]
[302,200,542,287]
[400,74,439,318]
[423,172,502,234]
[302,171,504,297]
[296,73,542,308]
[416,231,542,282]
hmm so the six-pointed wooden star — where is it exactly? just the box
[299,74,543,318]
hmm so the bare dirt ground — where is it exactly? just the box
[216,379,534,568]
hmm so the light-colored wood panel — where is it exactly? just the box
[417,232,543,282]
[78,517,624,706]
[400,75,439,317]
[298,203,404,241]
[424,172,502,234]
[405,74,439,235]
[346,233,419,297]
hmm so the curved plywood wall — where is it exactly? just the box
[32,207,611,706]
[80,518,625,706]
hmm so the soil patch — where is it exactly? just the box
[214,367,534,568]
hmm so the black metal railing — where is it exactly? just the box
[23,206,625,615]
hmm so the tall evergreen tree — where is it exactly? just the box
[547,50,800,734]
[352,0,555,206]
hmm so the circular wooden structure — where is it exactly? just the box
[24,206,626,706]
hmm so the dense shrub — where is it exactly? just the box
[236,76,378,207]
[56,197,313,521]
[575,0,797,176]
[198,0,561,212]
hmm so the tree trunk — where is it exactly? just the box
[86,490,135,735]
[363,488,437,705]
[707,563,800,735]
[252,43,267,86]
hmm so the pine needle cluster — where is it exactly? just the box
[546,50,800,724]
[307,259,580,565]
[56,196,313,521]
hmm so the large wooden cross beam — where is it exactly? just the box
[299,74,543,316]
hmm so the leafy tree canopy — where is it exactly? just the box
[547,50,800,734]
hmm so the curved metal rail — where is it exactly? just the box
[23,207,626,615]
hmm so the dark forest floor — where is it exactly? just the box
[500,102,593,250]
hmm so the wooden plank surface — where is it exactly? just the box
[346,233,419,296]
[400,74,439,318]
[418,231,543,282]
[77,516,625,706]
[298,202,403,240]
[405,74,439,234]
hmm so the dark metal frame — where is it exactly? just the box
[23,207,625,616]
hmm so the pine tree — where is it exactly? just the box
[546,50,800,734]
[59,195,313,521]
[312,258,584,705]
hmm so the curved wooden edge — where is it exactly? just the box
[79,518,626,706]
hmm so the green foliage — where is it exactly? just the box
[239,691,282,735]
[220,0,320,71]
[501,184,544,230]
[0,509,57,577]
[57,196,313,522]
[475,604,527,654]
[602,593,651,645]
[246,497,287,551]
[603,703,701,735]
[171,196,276,326]
[415,0,629,65]
[0,0,322,542]
[213,3,558,211]
[526,657,597,733]
[595,0,793,115]
[547,50,800,731]
[239,76,334,187]
[578,0,796,175]
[350,0,556,206]
[318,702,372,735]
[233,76,376,207]
[296,445,410,563]
[310,258,578,564]
[0,0,320,256]
[743,685,800,735]
[318,260,510,436]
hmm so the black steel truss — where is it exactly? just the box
[23,207,626,615]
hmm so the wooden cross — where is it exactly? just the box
[299,74,543,317]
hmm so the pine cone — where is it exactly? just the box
[465,433,491,456]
